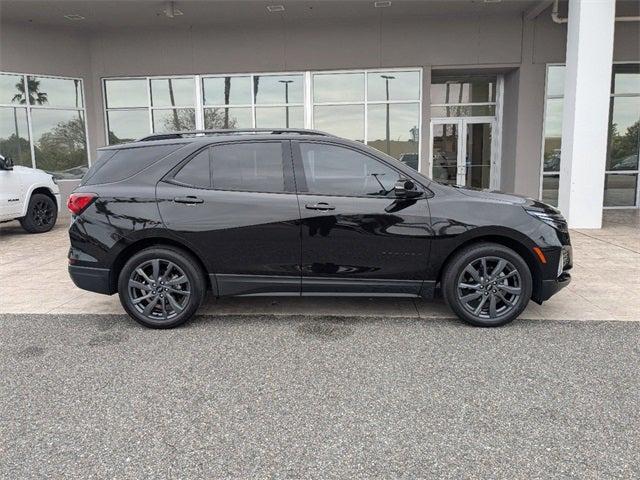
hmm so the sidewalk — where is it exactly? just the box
[1,210,638,321]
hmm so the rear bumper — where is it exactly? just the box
[537,272,571,303]
[68,265,113,295]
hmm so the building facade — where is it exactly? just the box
[0,0,638,227]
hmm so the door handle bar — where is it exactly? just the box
[305,202,335,211]
[173,196,203,205]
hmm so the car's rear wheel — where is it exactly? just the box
[442,243,532,327]
[118,246,206,329]
[20,193,57,233]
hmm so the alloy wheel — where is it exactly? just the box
[32,200,54,227]
[128,259,191,321]
[456,256,522,320]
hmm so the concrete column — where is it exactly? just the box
[558,0,615,228]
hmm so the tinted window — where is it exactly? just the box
[174,148,211,188]
[84,144,181,185]
[300,143,400,197]
[211,142,284,192]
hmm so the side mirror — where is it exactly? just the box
[0,155,14,171]
[394,178,419,198]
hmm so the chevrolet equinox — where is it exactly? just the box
[68,129,572,328]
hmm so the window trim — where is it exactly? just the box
[0,71,91,176]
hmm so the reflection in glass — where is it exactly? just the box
[254,75,303,104]
[27,76,83,108]
[542,175,559,207]
[204,107,252,129]
[604,173,638,207]
[547,66,566,97]
[150,78,194,107]
[255,106,303,128]
[313,73,364,103]
[0,106,31,167]
[607,96,639,171]
[543,98,563,172]
[0,74,25,105]
[430,76,496,104]
[432,123,458,185]
[152,108,196,132]
[465,123,492,189]
[30,109,88,178]
[107,109,149,144]
[367,71,420,102]
[612,64,640,95]
[202,76,252,105]
[367,103,419,168]
[105,79,148,108]
[313,105,364,141]
[430,105,495,117]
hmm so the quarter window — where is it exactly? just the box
[300,143,400,197]
[174,148,211,188]
[211,142,285,192]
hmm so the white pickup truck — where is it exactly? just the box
[0,155,60,233]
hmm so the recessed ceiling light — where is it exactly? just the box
[267,5,285,12]
[64,14,85,21]
[374,1,392,7]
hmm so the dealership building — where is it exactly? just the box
[0,0,638,227]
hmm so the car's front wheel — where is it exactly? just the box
[20,193,57,233]
[442,243,532,327]
[118,246,206,329]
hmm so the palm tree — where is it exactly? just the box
[12,77,48,105]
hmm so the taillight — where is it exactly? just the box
[67,193,97,215]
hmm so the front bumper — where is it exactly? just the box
[68,264,113,295]
[537,271,571,302]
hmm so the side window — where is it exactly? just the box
[211,142,285,192]
[300,143,400,197]
[173,148,211,188]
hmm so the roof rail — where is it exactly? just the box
[137,128,335,142]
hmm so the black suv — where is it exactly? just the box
[68,129,571,328]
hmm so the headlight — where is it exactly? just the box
[524,208,568,232]
[51,176,58,185]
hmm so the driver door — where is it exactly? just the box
[292,141,431,295]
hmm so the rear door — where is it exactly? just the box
[293,140,431,296]
[156,140,302,296]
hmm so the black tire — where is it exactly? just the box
[118,246,206,329]
[19,193,57,233]
[442,242,532,327]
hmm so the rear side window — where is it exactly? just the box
[211,142,284,192]
[84,144,181,185]
[173,148,211,188]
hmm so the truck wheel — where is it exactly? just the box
[20,193,58,233]
[442,242,532,327]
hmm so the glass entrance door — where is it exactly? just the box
[431,118,495,189]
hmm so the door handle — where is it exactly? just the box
[173,195,203,205]
[305,202,335,211]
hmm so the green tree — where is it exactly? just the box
[12,78,48,105]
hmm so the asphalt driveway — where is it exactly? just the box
[1,314,638,479]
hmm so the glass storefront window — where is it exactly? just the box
[104,79,148,108]
[606,96,639,171]
[255,106,304,128]
[0,74,25,105]
[368,71,420,102]
[1,72,89,177]
[202,76,252,106]
[314,105,364,141]
[313,73,364,103]
[106,109,149,144]
[151,108,196,132]
[546,66,565,97]
[254,75,303,104]
[430,105,495,117]
[31,109,88,179]
[367,103,419,168]
[612,64,640,95]
[430,76,496,104]
[150,78,194,107]
[543,98,563,172]
[542,175,560,207]
[0,106,31,167]
[204,107,252,129]
[604,173,638,207]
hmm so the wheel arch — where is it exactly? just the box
[436,232,544,301]
[22,186,58,217]
[109,236,212,294]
